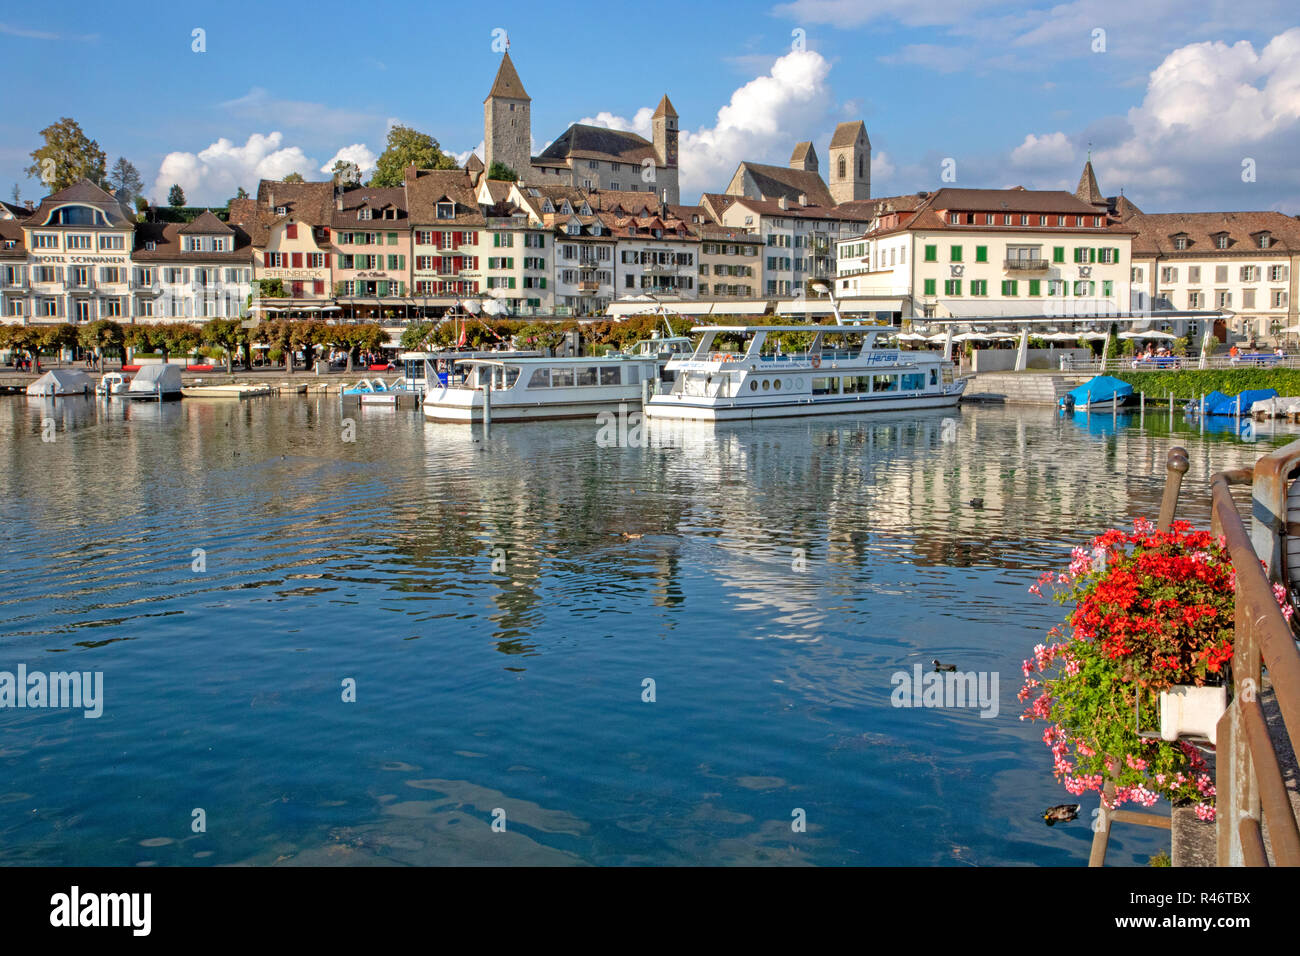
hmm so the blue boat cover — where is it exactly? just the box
[1203,389,1278,415]
[1060,375,1134,407]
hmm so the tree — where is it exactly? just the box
[283,172,305,183]
[168,184,186,207]
[134,196,149,214]
[25,118,107,192]
[487,161,518,182]
[258,320,295,373]
[201,318,247,374]
[400,322,435,352]
[235,187,249,199]
[8,184,18,205]
[41,324,80,363]
[77,319,125,367]
[331,159,362,187]
[108,157,144,207]
[369,125,457,187]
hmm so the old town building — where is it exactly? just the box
[132,211,254,321]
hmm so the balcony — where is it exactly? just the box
[1004,258,1049,272]
[578,282,601,293]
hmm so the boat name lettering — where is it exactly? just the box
[864,351,900,364]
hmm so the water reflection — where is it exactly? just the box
[0,396,1286,866]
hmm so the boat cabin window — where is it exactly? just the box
[812,377,837,395]
[873,374,899,393]
[901,372,926,391]
[842,375,872,394]
[930,368,939,386]
[528,365,631,388]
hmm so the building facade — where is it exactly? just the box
[1122,211,1300,344]
[132,211,254,321]
[836,187,1134,320]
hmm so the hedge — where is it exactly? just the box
[1114,369,1300,400]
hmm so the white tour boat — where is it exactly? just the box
[642,324,965,422]
[420,335,693,424]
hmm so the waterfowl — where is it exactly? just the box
[1043,804,1080,826]
[968,498,984,509]
[932,660,957,672]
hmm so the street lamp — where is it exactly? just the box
[809,280,845,324]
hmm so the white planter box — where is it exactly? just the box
[1159,685,1227,745]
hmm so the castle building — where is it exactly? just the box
[483,53,681,204]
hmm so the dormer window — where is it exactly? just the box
[436,202,455,219]
[542,199,553,212]
[1259,233,1272,249]
[145,240,156,251]
[1173,236,1188,250]
[276,206,287,215]
[1215,234,1229,249]
[561,202,572,215]
[580,203,592,215]
[357,208,373,220]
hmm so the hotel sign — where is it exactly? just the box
[30,253,129,265]
[262,269,324,280]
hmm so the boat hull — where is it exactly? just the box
[423,394,641,423]
[644,390,962,422]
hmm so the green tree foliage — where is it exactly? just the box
[201,318,248,374]
[368,125,457,187]
[236,186,249,199]
[25,118,107,192]
[168,184,186,207]
[108,157,143,207]
[77,319,126,364]
[1115,368,1300,400]
[486,161,518,182]
[283,172,305,183]
[331,160,362,187]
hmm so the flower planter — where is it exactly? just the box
[1159,684,1227,745]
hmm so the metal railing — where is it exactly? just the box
[1210,440,1300,866]
[1088,445,1300,866]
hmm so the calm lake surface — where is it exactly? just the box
[0,394,1290,866]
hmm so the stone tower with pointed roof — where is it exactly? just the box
[484,52,531,182]
[1075,159,1107,210]
[651,95,680,205]
[789,142,818,173]
[828,121,869,203]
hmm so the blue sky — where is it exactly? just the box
[3,0,1298,212]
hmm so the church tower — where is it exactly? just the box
[484,52,531,180]
[828,121,870,204]
[652,95,680,205]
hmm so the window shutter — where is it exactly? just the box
[1089,248,1096,263]
[399,255,406,270]
[1113,247,1120,263]
[263,252,271,266]
[540,278,546,289]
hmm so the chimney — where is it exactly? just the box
[24,200,34,211]
[267,188,275,211]
[406,163,418,182]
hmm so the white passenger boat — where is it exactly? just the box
[642,324,965,422]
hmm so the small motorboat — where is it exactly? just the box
[1060,375,1133,411]
[96,372,131,397]
[342,377,390,396]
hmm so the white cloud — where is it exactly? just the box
[1089,29,1300,209]
[320,144,378,176]
[579,107,656,138]
[569,50,834,198]
[871,149,896,184]
[1009,131,1075,169]
[152,132,315,206]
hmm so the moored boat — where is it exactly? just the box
[26,369,94,397]
[125,364,183,401]
[1060,375,1133,412]
[642,324,964,422]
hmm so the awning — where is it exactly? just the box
[938,300,1059,318]
[838,297,905,313]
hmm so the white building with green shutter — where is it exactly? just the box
[330,186,412,321]
[835,187,1135,320]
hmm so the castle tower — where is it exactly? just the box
[828,121,870,204]
[484,52,531,180]
[652,95,680,205]
[789,141,818,173]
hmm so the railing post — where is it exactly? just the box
[1157,446,1190,532]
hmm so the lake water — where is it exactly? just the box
[0,395,1289,866]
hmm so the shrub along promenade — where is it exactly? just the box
[1114,369,1300,400]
